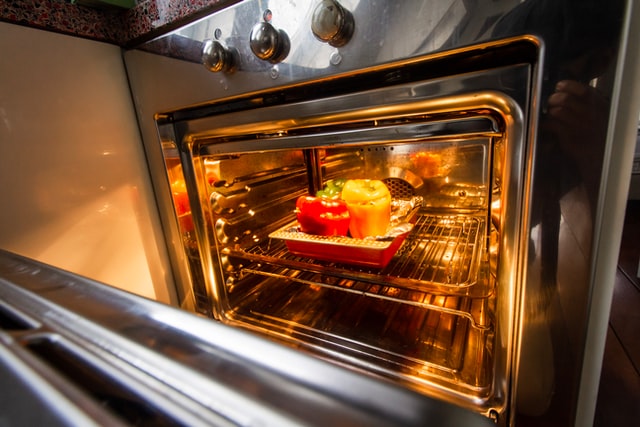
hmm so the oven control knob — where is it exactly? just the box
[249,22,290,63]
[202,40,236,73]
[311,0,354,47]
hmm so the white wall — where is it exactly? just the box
[0,22,175,304]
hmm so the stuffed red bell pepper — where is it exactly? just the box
[295,195,350,236]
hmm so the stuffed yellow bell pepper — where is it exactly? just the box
[341,179,391,238]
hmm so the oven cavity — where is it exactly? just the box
[180,114,502,403]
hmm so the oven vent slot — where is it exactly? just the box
[384,178,417,198]
[0,302,38,331]
[22,334,193,427]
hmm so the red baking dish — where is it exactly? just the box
[269,199,419,268]
[269,226,411,268]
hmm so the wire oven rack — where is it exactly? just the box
[231,212,492,299]
[219,211,496,396]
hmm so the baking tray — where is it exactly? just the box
[269,199,420,268]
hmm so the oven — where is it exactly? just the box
[123,0,640,425]
[157,47,530,421]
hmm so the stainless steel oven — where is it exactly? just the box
[123,0,640,425]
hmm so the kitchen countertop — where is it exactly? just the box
[0,0,236,46]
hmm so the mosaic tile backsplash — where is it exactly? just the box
[0,0,229,46]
